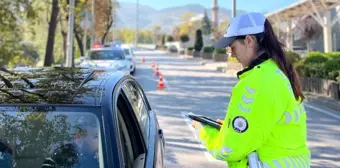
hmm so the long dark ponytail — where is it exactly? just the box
[259,19,305,102]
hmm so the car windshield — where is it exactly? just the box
[89,49,125,60]
[123,49,130,55]
[0,108,104,168]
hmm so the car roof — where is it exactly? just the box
[0,67,124,105]
[90,47,123,51]
[121,44,132,49]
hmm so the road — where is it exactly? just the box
[133,50,340,168]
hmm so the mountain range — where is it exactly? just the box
[115,2,247,32]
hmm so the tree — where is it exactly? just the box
[201,10,212,35]
[167,36,174,42]
[194,29,203,52]
[44,0,59,66]
[296,15,323,51]
[0,0,37,67]
[152,25,161,44]
[180,12,196,23]
[172,27,180,41]
[87,0,119,44]
[180,34,190,43]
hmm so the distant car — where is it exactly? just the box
[80,47,130,75]
[0,67,165,168]
[121,44,136,75]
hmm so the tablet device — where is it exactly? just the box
[187,112,221,130]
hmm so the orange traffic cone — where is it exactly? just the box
[157,76,166,89]
[142,57,145,63]
[153,67,161,76]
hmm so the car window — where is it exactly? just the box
[116,93,147,168]
[123,49,130,55]
[89,50,125,60]
[122,82,150,144]
[0,109,104,168]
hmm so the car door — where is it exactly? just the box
[121,80,164,168]
[114,86,147,168]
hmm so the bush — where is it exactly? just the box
[167,36,174,42]
[297,51,340,81]
[202,46,214,53]
[285,51,300,65]
[325,52,340,60]
[306,52,325,57]
[303,55,328,64]
[324,59,340,80]
[214,48,226,54]
[194,29,203,52]
[180,34,190,43]
[301,64,327,78]
[187,47,194,51]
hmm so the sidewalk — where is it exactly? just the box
[177,54,340,113]
[178,54,241,76]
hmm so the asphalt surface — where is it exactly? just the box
[133,50,340,168]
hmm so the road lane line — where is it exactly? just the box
[180,111,219,162]
[304,103,340,120]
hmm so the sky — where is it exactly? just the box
[117,0,300,13]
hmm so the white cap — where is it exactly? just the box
[214,12,266,49]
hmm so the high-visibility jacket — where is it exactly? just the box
[195,53,311,168]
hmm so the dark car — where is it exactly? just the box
[0,67,165,168]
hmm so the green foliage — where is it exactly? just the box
[285,51,301,66]
[306,51,325,57]
[194,29,203,52]
[0,0,38,67]
[187,47,194,51]
[180,34,190,43]
[201,11,212,35]
[202,46,214,53]
[167,36,174,42]
[296,52,340,81]
[325,52,340,60]
[304,53,328,64]
[214,48,226,54]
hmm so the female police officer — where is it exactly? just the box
[192,12,311,168]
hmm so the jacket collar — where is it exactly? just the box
[237,53,270,79]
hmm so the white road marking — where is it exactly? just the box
[305,103,340,120]
[180,111,219,162]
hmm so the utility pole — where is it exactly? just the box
[112,0,117,43]
[91,0,95,46]
[232,0,236,18]
[135,0,139,47]
[66,0,75,67]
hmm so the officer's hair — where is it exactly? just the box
[259,19,305,102]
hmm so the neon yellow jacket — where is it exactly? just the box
[196,55,311,168]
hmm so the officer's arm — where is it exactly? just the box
[196,78,288,162]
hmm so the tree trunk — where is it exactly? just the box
[101,20,113,44]
[61,31,67,61]
[74,27,84,56]
[44,0,59,66]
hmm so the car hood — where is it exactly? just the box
[83,60,125,67]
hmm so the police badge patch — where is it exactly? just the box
[232,116,248,133]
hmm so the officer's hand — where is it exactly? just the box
[216,119,223,125]
[191,120,200,128]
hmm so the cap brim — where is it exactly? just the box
[214,36,236,49]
